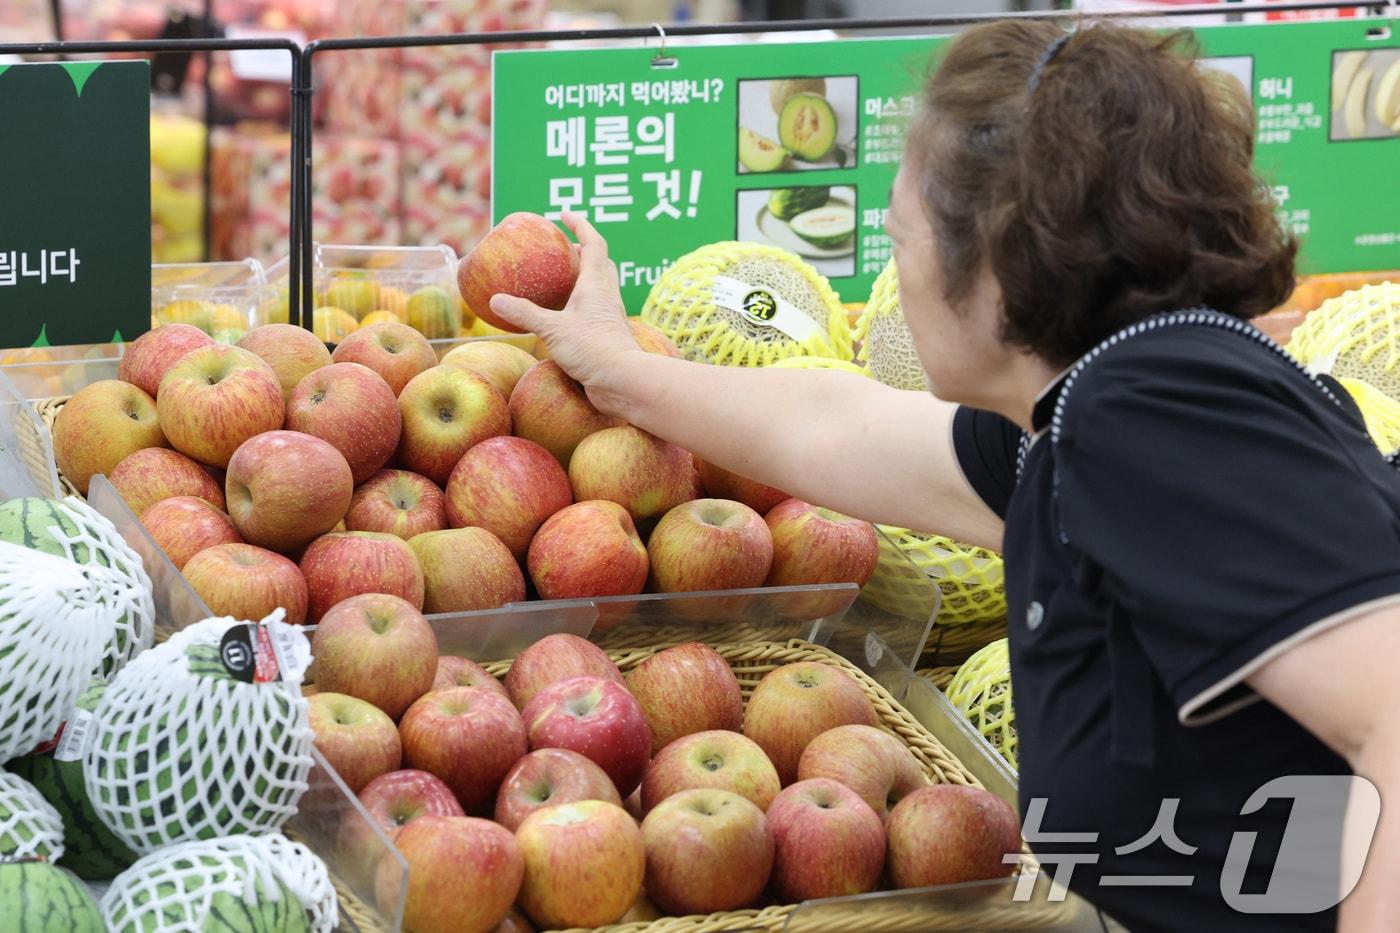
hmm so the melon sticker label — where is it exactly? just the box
[52,708,95,763]
[0,61,151,348]
[493,21,1400,313]
[711,275,824,342]
[220,624,283,683]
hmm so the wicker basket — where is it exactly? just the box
[918,616,1010,669]
[918,666,960,691]
[21,395,79,498]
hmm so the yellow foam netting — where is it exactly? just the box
[640,242,852,367]
[1336,376,1400,456]
[854,259,929,392]
[766,355,872,377]
[1286,281,1400,398]
[945,637,1016,769]
[863,527,1008,626]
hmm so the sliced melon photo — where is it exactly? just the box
[738,127,789,173]
[789,204,855,250]
[778,93,838,161]
[767,186,830,221]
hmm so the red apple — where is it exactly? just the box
[307,691,401,794]
[53,380,167,495]
[641,788,774,915]
[444,436,572,560]
[226,430,354,552]
[408,527,525,614]
[434,656,509,699]
[767,778,886,901]
[140,495,242,570]
[397,365,511,486]
[742,662,879,785]
[696,460,789,515]
[286,362,401,484]
[340,768,465,887]
[522,676,651,798]
[886,785,1022,889]
[508,361,623,468]
[626,642,743,754]
[515,800,643,929]
[441,340,538,399]
[764,498,880,587]
[504,633,623,710]
[345,469,446,540]
[156,344,285,468]
[647,499,773,594]
[310,592,437,719]
[458,212,580,334]
[629,320,682,358]
[331,321,437,396]
[120,323,215,397]
[237,323,332,402]
[526,500,648,600]
[495,747,622,832]
[797,724,928,821]
[299,531,425,622]
[641,730,780,814]
[182,542,308,625]
[110,446,226,515]
[567,425,699,524]
[375,816,523,933]
[400,686,528,814]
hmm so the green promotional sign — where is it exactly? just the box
[0,61,151,347]
[493,21,1400,312]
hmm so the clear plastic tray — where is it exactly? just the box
[312,242,463,343]
[0,343,124,400]
[151,258,271,343]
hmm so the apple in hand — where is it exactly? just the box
[375,815,523,933]
[641,730,780,814]
[508,361,623,467]
[226,430,353,553]
[797,724,927,821]
[494,747,622,832]
[345,469,446,540]
[308,691,401,794]
[237,323,332,402]
[647,499,773,593]
[743,661,879,784]
[300,531,425,622]
[400,686,528,814]
[458,212,580,334]
[435,655,509,699]
[444,436,572,559]
[441,340,538,398]
[523,675,651,798]
[311,592,437,719]
[527,500,647,601]
[120,322,214,397]
[626,642,743,754]
[886,785,1022,889]
[515,800,643,930]
[156,344,284,468]
[764,498,880,587]
[140,495,242,570]
[111,446,226,515]
[331,321,436,396]
[397,365,511,486]
[53,379,167,495]
[286,362,402,484]
[182,542,308,625]
[696,459,789,516]
[408,527,525,613]
[504,633,624,710]
[767,778,886,901]
[641,789,774,915]
[568,425,699,524]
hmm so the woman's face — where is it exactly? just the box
[887,165,1011,409]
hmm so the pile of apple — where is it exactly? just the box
[307,619,1024,933]
[49,212,882,627]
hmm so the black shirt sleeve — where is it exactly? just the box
[1053,332,1400,723]
[951,405,1023,520]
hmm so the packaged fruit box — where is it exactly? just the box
[151,258,273,345]
[311,243,467,343]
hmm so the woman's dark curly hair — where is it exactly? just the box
[909,20,1297,367]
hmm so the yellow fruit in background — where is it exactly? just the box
[209,304,247,332]
[156,299,214,327]
[458,295,476,330]
[376,286,410,319]
[260,291,291,326]
[365,251,404,270]
[469,316,511,338]
[324,279,379,320]
[313,306,358,344]
[150,113,207,175]
[406,285,460,339]
[360,310,402,327]
[0,347,55,366]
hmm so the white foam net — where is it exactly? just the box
[101,833,337,933]
[0,771,65,862]
[0,513,147,762]
[83,614,315,854]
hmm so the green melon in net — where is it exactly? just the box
[1286,281,1400,399]
[0,771,65,862]
[945,638,1016,769]
[854,260,929,392]
[641,241,851,367]
[0,860,105,932]
[1336,376,1400,456]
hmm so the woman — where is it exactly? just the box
[491,21,1399,933]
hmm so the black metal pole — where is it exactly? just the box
[47,0,63,43]
[201,0,214,264]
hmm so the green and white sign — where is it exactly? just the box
[493,20,1400,311]
[0,61,152,347]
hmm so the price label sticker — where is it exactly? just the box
[711,276,825,343]
[265,617,312,685]
[53,708,95,762]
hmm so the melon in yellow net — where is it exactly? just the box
[945,637,1016,769]
[861,527,1007,626]
[766,356,871,377]
[1336,376,1400,456]
[854,259,929,392]
[1286,281,1400,399]
[640,242,852,367]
